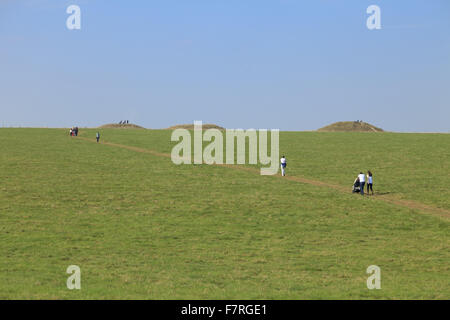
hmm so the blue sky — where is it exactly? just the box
[1,0,449,132]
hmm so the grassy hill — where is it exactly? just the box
[167,123,225,130]
[318,121,384,132]
[99,123,145,129]
[0,128,448,299]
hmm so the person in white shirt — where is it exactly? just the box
[366,171,374,195]
[358,172,366,195]
[280,156,287,176]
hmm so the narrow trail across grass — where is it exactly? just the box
[79,136,450,220]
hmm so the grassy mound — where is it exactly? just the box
[167,123,225,130]
[318,121,383,132]
[99,123,145,129]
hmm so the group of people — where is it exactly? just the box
[279,155,374,195]
[119,120,129,124]
[69,127,79,136]
[68,127,101,143]
[354,171,374,195]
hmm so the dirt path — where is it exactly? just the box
[79,137,450,220]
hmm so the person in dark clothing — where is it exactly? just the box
[366,171,374,195]
[96,132,100,143]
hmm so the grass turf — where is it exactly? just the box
[0,128,448,299]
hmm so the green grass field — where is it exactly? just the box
[0,128,448,299]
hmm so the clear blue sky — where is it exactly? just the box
[1,0,449,132]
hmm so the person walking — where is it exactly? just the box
[280,155,287,176]
[366,171,374,195]
[96,131,100,143]
[358,171,366,195]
